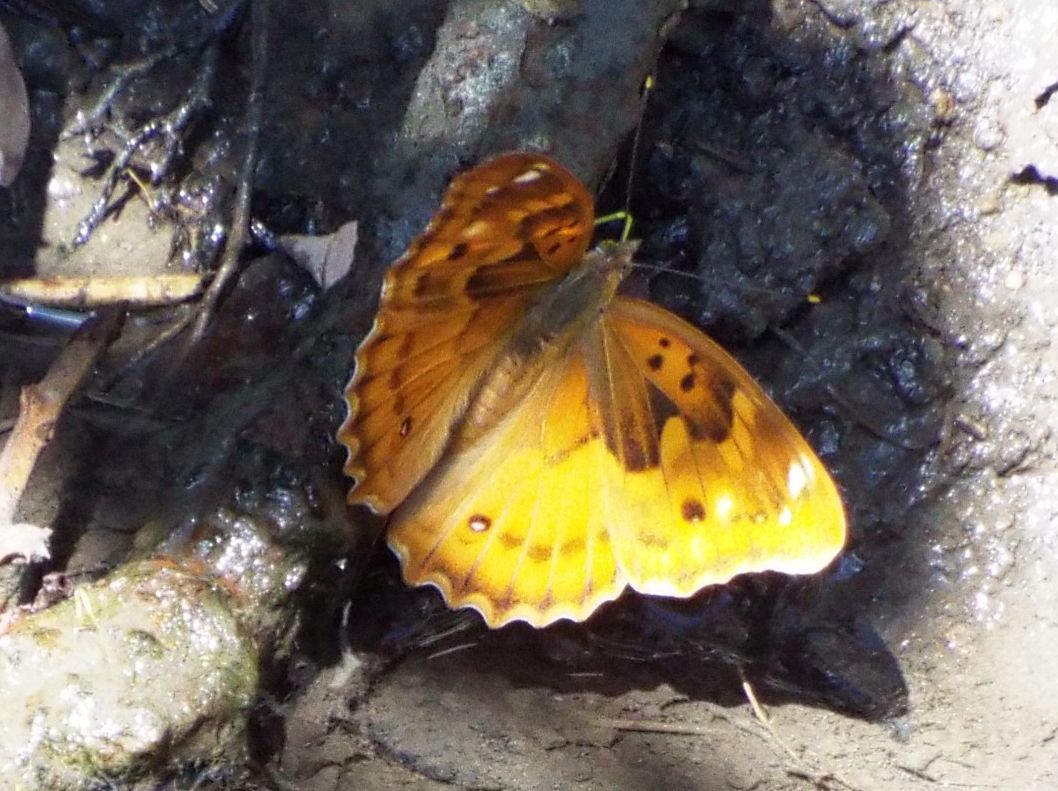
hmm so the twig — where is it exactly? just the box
[0,308,123,560]
[64,49,175,138]
[425,642,478,661]
[606,718,717,737]
[740,671,864,791]
[0,274,206,307]
[604,700,774,745]
[113,309,197,380]
[184,0,270,351]
[741,675,801,764]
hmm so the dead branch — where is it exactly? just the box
[0,274,206,308]
[185,0,271,350]
[0,308,123,561]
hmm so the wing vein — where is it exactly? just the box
[502,367,558,612]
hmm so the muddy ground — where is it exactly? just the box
[1,0,1056,788]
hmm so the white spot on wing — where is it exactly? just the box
[716,494,734,520]
[779,507,793,526]
[513,169,544,184]
[787,462,808,499]
[464,220,491,238]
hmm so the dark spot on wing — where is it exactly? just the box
[647,353,664,372]
[639,531,670,549]
[559,537,586,556]
[679,372,695,392]
[414,271,445,299]
[499,531,522,549]
[465,249,540,298]
[448,242,469,260]
[710,372,736,403]
[544,430,595,465]
[620,435,656,471]
[601,404,660,472]
[677,372,737,444]
[398,331,415,359]
[528,544,552,563]
[681,498,706,522]
[521,202,580,240]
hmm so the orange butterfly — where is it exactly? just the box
[338,152,846,628]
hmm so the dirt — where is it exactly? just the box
[1,0,1057,788]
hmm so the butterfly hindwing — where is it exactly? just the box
[387,347,624,628]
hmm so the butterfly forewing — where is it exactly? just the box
[339,154,597,513]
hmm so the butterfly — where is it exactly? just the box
[337,152,846,628]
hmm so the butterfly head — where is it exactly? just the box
[582,238,640,290]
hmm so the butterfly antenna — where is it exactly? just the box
[623,73,654,227]
[595,74,655,243]
[632,262,701,280]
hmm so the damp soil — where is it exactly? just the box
[1,0,1056,788]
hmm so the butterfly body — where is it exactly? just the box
[339,152,846,628]
[458,242,635,444]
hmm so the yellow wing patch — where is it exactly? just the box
[388,351,623,627]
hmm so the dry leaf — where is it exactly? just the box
[278,220,358,290]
